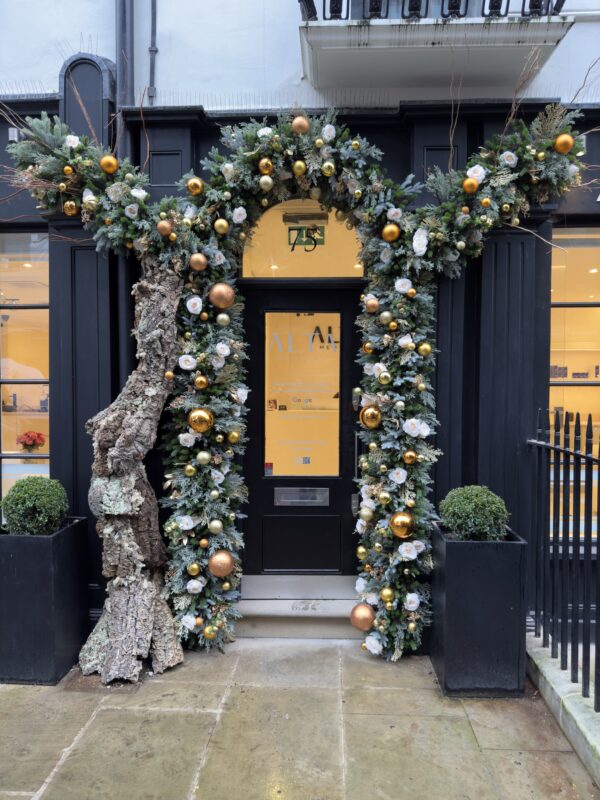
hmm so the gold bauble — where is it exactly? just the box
[390,511,414,539]
[291,115,310,135]
[362,341,375,354]
[208,519,223,534]
[184,464,197,477]
[481,197,491,208]
[350,603,376,632]
[160,212,167,219]
[356,545,368,560]
[292,160,307,177]
[407,622,417,633]
[183,218,191,229]
[200,312,209,321]
[406,288,417,299]
[351,140,360,150]
[83,196,98,211]
[204,625,217,640]
[417,342,432,357]
[365,297,380,313]
[99,154,119,174]
[187,562,201,576]
[461,205,470,214]
[379,311,392,325]
[536,151,546,162]
[381,223,400,243]
[417,382,427,392]
[216,313,230,327]
[157,219,172,236]
[222,581,231,592]
[378,491,391,505]
[378,371,392,386]
[104,218,112,225]
[259,175,274,192]
[380,587,394,603]
[374,542,383,553]
[195,616,204,627]
[359,405,382,430]
[227,430,241,444]
[125,241,134,249]
[58,182,67,192]
[214,218,229,235]
[462,177,479,194]
[402,449,418,465]
[361,642,367,651]
[554,133,574,154]
[208,550,235,577]
[164,370,175,381]
[364,564,372,573]
[63,201,78,217]
[189,253,208,272]
[169,232,177,242]
[194,374,209,390]
[354,189,362,200]
[187,408,214,433]
[314,137,324,148]
[63,165,73,176]
[258,157,274,175]
[388,321,398,331]
[199,538,209,549]
[215,434,225,444]
[385,601,393,611]
[208,282,235,309]
[186,177,205,196]
[359,506,374,522]
[406,498,416,508]
[501,203,511,213]
[321,160,335,177]
[261,198,269,207]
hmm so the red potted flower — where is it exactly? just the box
[16,430,46,453]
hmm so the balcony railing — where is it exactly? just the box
[298,0,566,20]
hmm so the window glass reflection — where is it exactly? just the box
[0,309,49,379]
[0,232,49,305]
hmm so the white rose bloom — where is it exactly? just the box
[232,206,247,224]
[213,251,226,266]
[412,540,426,554]
[175,515,196,530]
[130,187,149,201]
[373,362,387,378]
[398,334,413,349]
[186,296,203,315]
[387,207,403,222]
[82,188,96,203]
[211,355,225,370]
[178,433,196,448]
[363,363,376,377]
[187,578,207,594]
[568,164,580,178]
[403,418,423,437]
[361,497,376,510]
[365,634,383,655]
[322,124,336,142]
[389,467,408,485]
[466,164,487,183]
[124,203,138,219]
[355,519,367,534]
[360,393,378,407]
[211,469,225,485]
[398,542,418,560]
[178,354,197,371]
[65,134,80,149]
[365,592,379,606]
[221,162,235,181]
[360,484,372,501]
[106,183,125,202]
[234,386,249,404]
[181,614,197,631]
[257,127,273,139]
[183,204,196,219]
[355,577,367,594]
[380,247,393,264]
[419,421,431,438]
[404,592,420,611]
[412,227,429,257]
[364,293,377,306]
[395,277,413,294]
[216,342,231,357]
[499,151,518,169]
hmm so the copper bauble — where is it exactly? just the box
[350,603,376,632]
[462,177,479,194]
[208,282,235,309]
[554,133,574,155]
[381,223,400,243]
[292,160,307,177]
[63,201,78,217]
[417,342,432,357]
[157,219,172,236]
[380,587,394,603]
[208,550,235,578]
[402,449,418,465]
[194,374,209,390]
[365,297,380,313]
[362,341,375,354]
[291,115,310,135]
[187,408,214,433]
[390,511,414,539]
[186,177,205,196]
[189,253,208,272]
[359,405,382,430]
[187,562,201,576]
[99,154,119,174]
[258,157,274,175]
[214,218,229,235]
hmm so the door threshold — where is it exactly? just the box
[241,574,356,600]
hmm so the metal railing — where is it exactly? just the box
[298,0,566,20]
[528,410,600,711]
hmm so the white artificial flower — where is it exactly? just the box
[234,386,248,404]
[124,203,138,219]
[65,134,80,149]
[175,515,195,531]
[211,469,225,485]
[466,164,487,183]
[404,592,420,611]
[221,162,235,182]
[398,334,413,349]
[380,247,393,264]
[373,362,387,378]
[365,634,383,655]
[412,540,426,554]
[363,363,376,377]
[347,177,359,194]
[360,484,373,501]
[183,204,196,219]
[178,433,196,448]
[387,207,403,223]
[418,421,431,438]
[187,578,207,594]
[412,228,429,257]
[232,206,247,224]
[360,393,378,407]
[321,124,336,142]
[395,277,413,294]
[178,354,197,371]
[568,164,580,178]
[398,542,418,561]
[211,355,225,370]
[365,592,379,606]
[216,342,231,358]
[389,467,408,485]
[361,497,376,510]
[355,577,367,594]
[257,127,273,139]
[363,293,377,306]
[403,418,422,437]
[213,251,226,266]
[499,151,518,169]
[181,614,197,631]
[355,519,367,535]
[82,188,96,203]
[186,296,203,315]
[106,183,126,202]
[130,187,148,201]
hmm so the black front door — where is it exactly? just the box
[242,281,362,575]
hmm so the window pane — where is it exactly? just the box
[1,458,50,499]
[0,232,49,305]
[550,387,600,440]
[552,228,600,303]
[0,309,49,379]
[265,312,340,476]
[550,307,600,383]
[243,200,363,278]
[1,384,49,455]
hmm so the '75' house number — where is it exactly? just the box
[287,225,325,252]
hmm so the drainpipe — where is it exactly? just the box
[116,0,134,108]
[148,0,158,105]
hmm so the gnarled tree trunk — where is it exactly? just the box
[79,254,184,683]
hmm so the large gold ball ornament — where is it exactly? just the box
[157,220,172,237]
[203,625,217,640]
[99,154,119,174]
[365,297,379,314]
[378,491,391,506]
[359,405,382,430]
[184,464,197,477]
[359,506,374,522]
[350,603,376,632]
[208,550,235,577]
[189,253,208,272]
[292,160,307,177]
[462,177,479,194]
[417,382,427,392]
[356,546,368,561]
[216,313,230,327]
[258,157,274,175]
[362,341,375,355]
[63,165,73,176]
[227,430,241,444]
[321,160,335,177]
[187,562,201,576]
[378,371,392,386]
[186,177,205,196]
[554,133,574,154]
[379,311,392,325]
[259,175,274,192]
[63,201,78,217]
[417,342,432,357]
[402,450,418,466]
[481,197,491,208]
[390,511,414,539]
[194,374,209,390]
[208,282,235,309]
[381,223,400,243]
[291,115,310,135]
[380,587,395,603]
[187,408,214,433]
[214,218,229,235]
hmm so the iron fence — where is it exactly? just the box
[298,0,566,21]
[528,410,600,710]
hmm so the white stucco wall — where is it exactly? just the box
[0,0,598,107]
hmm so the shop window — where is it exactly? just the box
[0,233,50,499]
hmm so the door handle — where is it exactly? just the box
[351,493,359,515]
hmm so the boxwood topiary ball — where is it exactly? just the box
[438,485,509,541]
[2,476,69,535]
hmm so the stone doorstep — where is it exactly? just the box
[236,598,362,639]
[527,633,600,788]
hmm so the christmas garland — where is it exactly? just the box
[4,105,583,663]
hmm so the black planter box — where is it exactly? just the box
[0,517,89,684]
[431,525,527,696]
